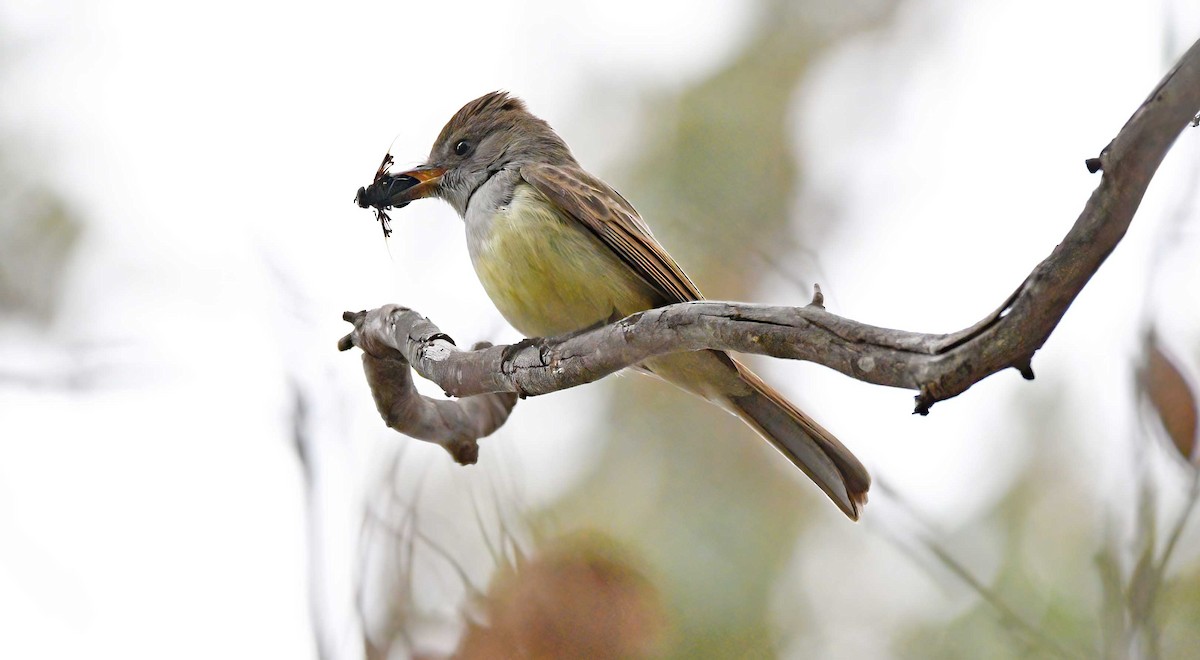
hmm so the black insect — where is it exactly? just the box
[354,153,419,238]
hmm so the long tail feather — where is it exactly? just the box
[726,363,870,520]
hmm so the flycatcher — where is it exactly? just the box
[358,91,870,519]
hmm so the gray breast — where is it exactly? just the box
[464,168,521,242]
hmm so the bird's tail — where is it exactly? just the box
[725,363,870,520]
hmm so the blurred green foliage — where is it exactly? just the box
[0,46,81,323]
[0,182,81,322]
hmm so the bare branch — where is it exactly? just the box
[345,310,517,463]
[340,38,1200,441]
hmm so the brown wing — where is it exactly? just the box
[520,163,703,305]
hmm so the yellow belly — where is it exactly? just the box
[468,184,660,338]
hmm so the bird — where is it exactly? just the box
[356,91,869,519]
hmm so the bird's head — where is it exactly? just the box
[360,91,574,218]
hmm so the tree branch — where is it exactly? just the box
[340,37,1200,448]
[343,312,517,463]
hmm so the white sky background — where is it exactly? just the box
[0,0,1197,658]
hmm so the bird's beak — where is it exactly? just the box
[389,165,445,204]
[355,165,446,210]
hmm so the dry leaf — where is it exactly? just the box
[456,531,669,659]
[1141,337,1199,465]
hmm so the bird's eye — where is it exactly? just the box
[454,140,473,156]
